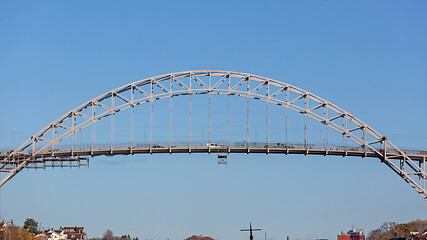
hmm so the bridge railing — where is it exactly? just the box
[2,141,426,157]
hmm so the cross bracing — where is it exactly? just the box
[1,70,426,200]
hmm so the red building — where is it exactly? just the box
[338,229,365,240]
[62,227,87,240]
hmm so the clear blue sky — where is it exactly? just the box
[1,1,427,240]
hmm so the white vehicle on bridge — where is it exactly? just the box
[206,143,220,148]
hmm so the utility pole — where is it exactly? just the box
[241,223,261,240]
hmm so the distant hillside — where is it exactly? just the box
[185,235,214,240]
[367,219,427,240]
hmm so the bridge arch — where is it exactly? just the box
[1,70,426,200]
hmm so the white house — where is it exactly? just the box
[43,230,67,240]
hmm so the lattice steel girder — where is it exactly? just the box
[1,70,426,200]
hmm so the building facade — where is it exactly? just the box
[43,227,87,240]
[62,227,87,240]
[338,229,365,240]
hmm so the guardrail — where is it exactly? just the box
[1,142,426,160]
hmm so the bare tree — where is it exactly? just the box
[102,230,115,240]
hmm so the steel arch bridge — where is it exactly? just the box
[1,70,426,200]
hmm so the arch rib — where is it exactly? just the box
[1,70,426,200]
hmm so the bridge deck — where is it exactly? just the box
[1,146,426,163]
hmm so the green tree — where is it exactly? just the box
[23,218,39,234]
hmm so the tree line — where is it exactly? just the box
[367,219,427,240]
[0,218,44,240]
[0,219,214,240]
[88,229,139,240]
[92,230,214,240]
[184,236,214,240]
